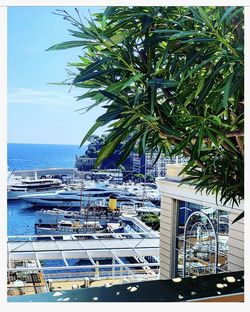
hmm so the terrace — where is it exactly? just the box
[8,270,244,302]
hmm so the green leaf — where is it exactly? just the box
[73,69,110,83]
[148,79,179,88]
[222,75,233,108]
[155,53,165,72]
[205,128,220,149]
[96,110,122,123]
[76,102,99,114]
[141,15,154,33]
[169,31,203,40]
[96,133,125,166]
[117,142,136,165]
[143,115,159,122]
[99,90,127,106]
[159,125,181,137]
[103,6,116,20]
[117,130,145,165]
[105,79,129,93]
[121,73,144,90]
[195,74,206,97]
[232,211,244,224]
[184,91,196,106]
[142,128,148,152]
[152,29,180,34]
[76,91,99,101]
[185,58,215,78]
[178,160,196,176]
[176,52,200,77]
[197,125,204,155]
[77,58,111,77]
[197,7,213,29]
[213,116,221,125]
[102,7,116,29]
[220,7,236,23]
[210,128,238,152]
[80,121,104,147]
[189,7,204,24]
[225,7,244,23]
[68,29,88,39]
[108,32,127,46]
[46,40,90,51]
[170,130,197,155]
[105,73,143,92]
[183,38,216,43]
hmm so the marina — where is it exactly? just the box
[7,166,161,296]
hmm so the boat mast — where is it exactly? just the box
[79,177,84,214]
[85,192,91,231]
[142,152,147,205]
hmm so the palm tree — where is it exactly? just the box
[47,6,244,216]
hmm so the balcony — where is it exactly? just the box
[8,270,243,302]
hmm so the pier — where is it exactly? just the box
[9,168,123,183]
[9,168,86,180]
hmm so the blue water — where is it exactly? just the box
[8,143,87,171]
[8,201,37,236]
[7,143,87,236]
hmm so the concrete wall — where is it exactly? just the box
[157,177,244,279]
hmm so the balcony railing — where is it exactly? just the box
[8,270,244,302]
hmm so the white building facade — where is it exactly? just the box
[145,154,188,177]
[156,165,244,279]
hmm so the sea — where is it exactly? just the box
[7,143,87,236]
[8,143,87,171]
[7,143,130,276]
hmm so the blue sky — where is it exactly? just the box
[8,6,106,145]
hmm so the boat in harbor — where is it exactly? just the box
[35,219,105,235]
[35,206,122,227]
[35,212,159,237]
[7,173,65,200]
[35,203,160,227]
[32,178,160,237]
[18,186,156,209]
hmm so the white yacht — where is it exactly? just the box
[18,186,154,209]
[35,207,122,227]
[7,175,65,200]
[35,220,105,235]
[118,182,161,205]
[35,213,160,237]
[34,200,159,227]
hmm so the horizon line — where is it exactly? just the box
[7,142,87,146]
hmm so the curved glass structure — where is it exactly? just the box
[175,201,229,277]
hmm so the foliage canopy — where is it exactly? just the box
[48,6,244,209]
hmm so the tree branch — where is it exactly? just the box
[236,136,244,156]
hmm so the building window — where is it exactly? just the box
[175,201,229,277]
